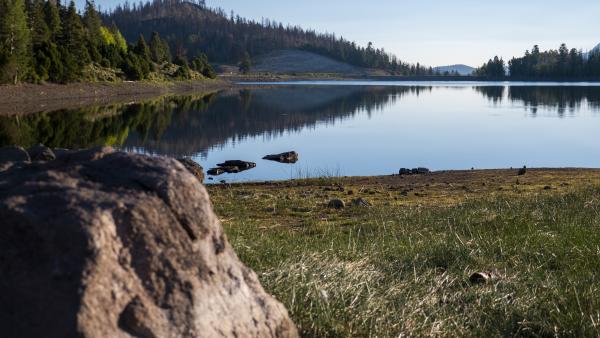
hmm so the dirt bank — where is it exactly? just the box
[0,80,233,116]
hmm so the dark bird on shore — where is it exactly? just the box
[518,166,527,176]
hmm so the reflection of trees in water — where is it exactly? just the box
[3,85,596,156]
[0,86,425,157]
[508,87,600,116]
[0,94,214,150]
[474,86,505,104]
[123,86,430,157]
[475,86,600,116]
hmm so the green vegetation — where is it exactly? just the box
[0,0,31,84]
[208,170,600,336]
[477,44,600,80]
[474,56,506,79]
[0,0,216,84]
[0,93,216,149]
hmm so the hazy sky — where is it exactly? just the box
[91,0,600,66]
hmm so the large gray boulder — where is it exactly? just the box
[0,147,297,338]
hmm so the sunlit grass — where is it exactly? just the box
[208,170,600,337]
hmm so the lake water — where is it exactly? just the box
[2,81,600,182]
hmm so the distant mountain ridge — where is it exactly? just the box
[104,0,423,75]
[433,64,475,76]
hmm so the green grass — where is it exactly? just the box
[209,172,600,337]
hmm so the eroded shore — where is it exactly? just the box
[0,80,233,116]
[208,168,600,209]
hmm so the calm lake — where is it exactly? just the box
[2,81,600,182]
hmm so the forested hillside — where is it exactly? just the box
[106,0,434,75]
[476,44,600,79]
[0,0,215,84]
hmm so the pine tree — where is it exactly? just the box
[110,23,127,52]
[191,53,215,79]
[0,0,32,84]
[134,35,152,63]
[149,31,171,63]
[44,0,61,41]
[43,41,63,82]
[60,0,90,80]
[475,56,505,79]
[173,53,191,79]
[133,34,154,75]
[83,0,102,41]
[27,0,52,81]
[122,52,145,80]
[239,52,251,74]
[29,0,50,45]
[83,0,102,62]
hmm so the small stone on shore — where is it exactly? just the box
[327,199,345,209]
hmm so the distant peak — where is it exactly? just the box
[432,64,475,76]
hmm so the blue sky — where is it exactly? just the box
[90,0,600,67]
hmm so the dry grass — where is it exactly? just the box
[208,169,600,337]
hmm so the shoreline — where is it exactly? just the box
[224,73,600,83]
[207,167,600,191]
[0,80,233,116]
[3,75,600,115]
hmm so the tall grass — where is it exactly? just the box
[213,184,600,337]
[290,165,343,181]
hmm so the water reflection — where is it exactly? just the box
[1,84,599,178]
[474,86,600,116]
[0,94,214,151]
[123,86,429,157]
[509,86,600,116]
[474,86,505,104]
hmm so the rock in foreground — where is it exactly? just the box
[0,147,297,338]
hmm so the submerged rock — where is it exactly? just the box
[399,167,431,176]
[208,160,257,176]
[263,151,299,164]
[218,160,256,170]
[0,147,298,338]
[207,167,226,176]
[221,166,241,174]
[399,168,411,176]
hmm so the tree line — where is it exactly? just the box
[0,0,216,84]
[476,44,600,79]
[106,0,439,76]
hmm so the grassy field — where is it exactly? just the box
[207,169,600,337]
